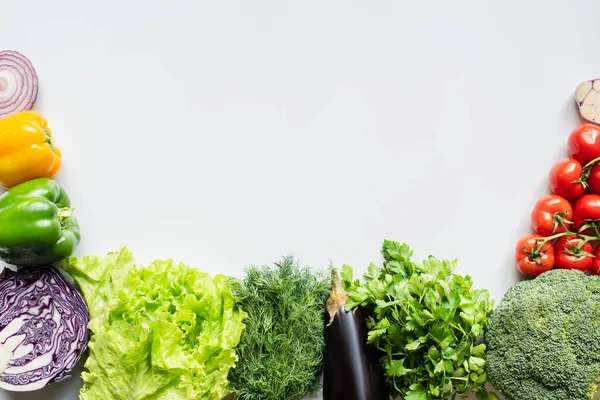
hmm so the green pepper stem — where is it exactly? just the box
[57,207,74,227]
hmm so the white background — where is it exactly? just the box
[1,1,599,399]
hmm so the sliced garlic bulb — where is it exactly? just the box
[575,79,600,124]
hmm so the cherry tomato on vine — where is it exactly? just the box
[554,236,593,272]
[574,194,600,234]
[515,234,555,278]
[530,194,573,236]
[592,246,600,275]
[587,164,600,195]
[568,123,600,166]
[548,158,585,200]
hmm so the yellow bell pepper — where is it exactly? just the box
[0,110,62,189]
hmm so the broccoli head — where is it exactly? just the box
[485,268,600,400]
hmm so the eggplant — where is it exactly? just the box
[322,269,389,400]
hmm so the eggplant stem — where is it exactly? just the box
[326,269,349,326]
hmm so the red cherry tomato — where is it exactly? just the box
[568,123,600,165]
[574,194,600,234]
[587,164,600,195]
[549,158,585,200]
[515,234,555,278]
[592,245,600,275]
[554,236,593,272]
[530,194,573,236]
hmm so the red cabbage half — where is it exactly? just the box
[0,265,89,392]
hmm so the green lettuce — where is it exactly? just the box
[61,247,246,400]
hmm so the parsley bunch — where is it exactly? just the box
[341,240,498,400]
[227,255,330,400]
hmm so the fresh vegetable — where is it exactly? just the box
[515,234,555,277]
[548,158,585,200]
[566,154,600,193]
[575,78,600,124]
[593,245,600,275]
[0,177,80,267]
[530,194,573,236]
[322,268,388,400]
[516,193,600,277]
[342,240,497,400]
[0,50,38,119]
[553,236,593,272]
[568,123,600,165]
[0,110,61,189]
[227,256,330,400]
[573,194,600,234]
[61,247,247,400]
[485,268,600,400]
[586,163,600,194]
[0,265,89,392]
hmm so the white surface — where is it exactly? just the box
[1,1,599,399]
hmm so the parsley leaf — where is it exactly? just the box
[342,240,496,400]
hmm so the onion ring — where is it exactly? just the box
[0,50,38,119]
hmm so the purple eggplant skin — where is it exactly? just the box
[322,271,389,400]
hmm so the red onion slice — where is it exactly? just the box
[0,50,38,119]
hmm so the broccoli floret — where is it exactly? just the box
[484,269,600,400]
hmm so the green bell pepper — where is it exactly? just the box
[0,177,81,267]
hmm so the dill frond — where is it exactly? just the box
[227,255,330,400]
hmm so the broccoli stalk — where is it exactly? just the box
[484,269,600,400]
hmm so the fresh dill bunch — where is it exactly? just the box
[227,255,331,400]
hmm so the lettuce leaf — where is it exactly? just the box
[62,247,246,400]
